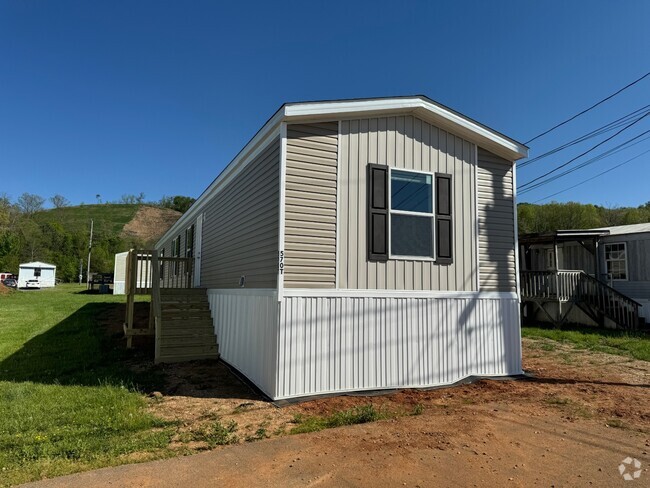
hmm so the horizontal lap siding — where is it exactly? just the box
[477,148,516,292]
[339,115,477,291]
[201,138,280,288]
[276,294,521,399]
[284,123,338,288]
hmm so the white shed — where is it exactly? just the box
[18,262,56,288]
[113,252,128,294]
[113,251,152,295]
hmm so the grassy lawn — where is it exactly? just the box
[522,324,650,362]
[0,285,172,487]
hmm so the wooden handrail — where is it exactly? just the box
[123,249,194,347]
[520,269,640,330]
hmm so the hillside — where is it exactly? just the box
[0,204,182,281]
[32,204,181,245]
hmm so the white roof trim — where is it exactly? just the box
[284,97,528,161]
[157,96,527,248]
[20,261,56,268]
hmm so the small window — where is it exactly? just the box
[34,268,41,277]
[389,169,434,258]
[185,225,195,258]
[604,243,628,280]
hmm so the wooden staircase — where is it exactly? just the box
[156,288,219,363]
[123,249,219,363]
[521,270,642,330]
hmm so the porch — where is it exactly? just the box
[520,269,642,330]
[123,249,219,363]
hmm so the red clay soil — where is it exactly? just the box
[24,339,650,487]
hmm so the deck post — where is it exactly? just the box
[554,240,561,324]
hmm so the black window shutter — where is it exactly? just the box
[435,173,453,264]
[367,164,388,262]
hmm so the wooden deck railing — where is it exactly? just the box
[520,270,582,301]
[520,270,640,330]
[123,249,193,347]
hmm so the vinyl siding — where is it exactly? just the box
[338,115,478,291]
[276,293,521,399]
[199,138,280,289]
[601,234,650,299]
[477,148,516,292]
[284,123,338,288]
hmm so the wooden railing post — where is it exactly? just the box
[151,250,162,360]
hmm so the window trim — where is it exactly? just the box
[604,241,629,281]
[387,167,436,261]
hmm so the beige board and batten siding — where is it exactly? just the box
[338,115,477,291]
[284,123,339,288]
[477,147,516,292]
[199,138,281,289]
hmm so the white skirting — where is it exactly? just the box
[206,289,279,397]
[206,289,522,401]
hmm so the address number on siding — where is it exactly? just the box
[278,250,284,274]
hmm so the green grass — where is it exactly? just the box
[0,285,171,486]
[522,324,650,362]
[290,404,385,434]
[32,204,141,235]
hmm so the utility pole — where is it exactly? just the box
[78,258,83,285]
[86,219,93,289]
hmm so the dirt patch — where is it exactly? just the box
[121,206,181,244]
[27,334,650,487]
[0,283,13,295]
[137,337,650,460]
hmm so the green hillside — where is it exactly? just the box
[32,204,141,236]
[0,204,180,282]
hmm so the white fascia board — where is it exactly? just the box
[156,109,286,249]
[284,97,528,161]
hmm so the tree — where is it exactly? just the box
[16,193,45,214]
[50,194,70,208]
[159,195,196,213]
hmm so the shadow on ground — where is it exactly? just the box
[0,301,262,401]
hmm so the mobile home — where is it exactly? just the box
[17,262,56,288]
[520,223,650,326]
[156,96,528,400]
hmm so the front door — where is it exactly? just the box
[193,214,203,287]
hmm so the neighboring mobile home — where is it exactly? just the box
[17,262,56,288]
[520,223,650,326]
[156,96,529,400]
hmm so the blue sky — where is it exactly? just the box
[1,1,649,207]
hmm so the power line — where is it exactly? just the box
[519,105,650,169]
[518,112,650,190]
[524,71,650,144]
[519,130,650,194]
[532,148,650,203]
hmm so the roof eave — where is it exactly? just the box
[283,97,528,161]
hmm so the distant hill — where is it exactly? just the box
[32,204,181,245]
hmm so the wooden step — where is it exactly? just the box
[161,309,212,320]
[156,351,220,363]
[160,288,207,295]
[162,318,214,329]
[160,296,209,305]
[159,334,218,346]
[157,343,219,359]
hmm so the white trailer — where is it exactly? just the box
[17,262,56,288]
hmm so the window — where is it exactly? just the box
[604,242,628,280]
[367,164,453,264]
[172,235,181,275]
[389,169,434,258]
[185,225,195,258]
[34,268,41,277]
